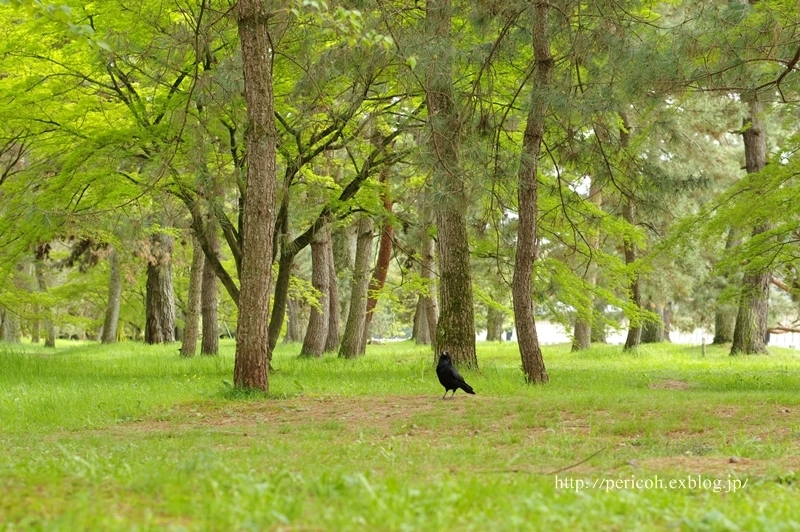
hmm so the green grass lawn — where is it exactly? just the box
[2,339,800,531]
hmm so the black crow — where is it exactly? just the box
[436,351,475,399]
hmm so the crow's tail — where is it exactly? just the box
[461,382,476,395]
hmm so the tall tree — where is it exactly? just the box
[425,0,476,367]
[101,247,122,344]
[512,0,552,384]
[180,237,204,357]
[730,97,770,355]
[339,215,374,359]
[144,231,176,344]
[233,0,280,390]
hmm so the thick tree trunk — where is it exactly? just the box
[572,179,602,351]
[233,0,278,390]
[425,0,476,368]
[324,225,341,353]
[101,248,122,344]
[512,0,552,383]
[300,225,330,357]
[180,238,204,357]
[145,232,176,344]
[339,216,374,358]
[731,99,770,356]
[486,306,504,342]
[201,221,219,356]
[641,302,665,343]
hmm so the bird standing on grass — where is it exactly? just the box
[436,351,476,399]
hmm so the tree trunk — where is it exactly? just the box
[339,216,374,358]
[145,232,176,344]
[324,224,341,353]
[101,247,122,344]
[511,0,552,384]
[0,306,21,344]
[421,224,439,348]
[268,250,294,354]
[201,220,219,356]
[180,237,204,357]
[714,229,740,344]
[362,184,393,348]
[731,99,770,356]
[641,302,665,343]
[300,224,330,357]
[572,178,602,351]
[33,254,55,347]
[233,0,278,390]
[413,295,431,344]
[284,297,304,343]
[486,306,504,342]
[425,0,476,368]
[619,113,641,352]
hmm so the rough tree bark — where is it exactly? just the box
[101,247,122,344]
[145,232,176,344]
[425,0,476,367]
[284,297,304,343]
[713,229,740,344]
[300,225,330,357]
[413,295,431,344]
[511,0,552,383]
[339,216,374,359]
[180,237,204,357]
[731,97,770,356]
[233,0,278,389]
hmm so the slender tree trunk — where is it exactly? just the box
[101,247,122,344]
[145,232,176,344]
[268,250,294,354]
[572,179,602,351]
[731,98,770,355]
[622,196,642,351]
[512,0,552,383]
[233,0,278,390]
[425,0,476,367]
[339,216,374,358]
[32,253,55,347]
[413,295,431,344]
[284,297,304,343]
[421,224,439,348]
[325,224,341,353]
[362,190,393,348]
[300,225,330,357]
[201,220,219,355]
[180,237,204,357]
[714,229,740,344]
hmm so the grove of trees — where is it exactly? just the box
[1,0,799,390]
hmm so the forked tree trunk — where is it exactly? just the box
[512,0,552,383]
[339,216,374,359]
[101,247,122,344]
[201,221,219,356]
[426,0,476,368]
[300,225,330,357]
[180,237,204,357]
[731,99,770,356]
[233,0,278,390]
[145,232,176,344]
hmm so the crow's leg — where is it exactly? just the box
[442,390,448,400]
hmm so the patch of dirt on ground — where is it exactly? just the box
[649,379,691,390]
[637,455,800,476]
